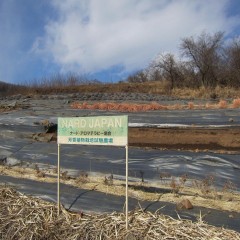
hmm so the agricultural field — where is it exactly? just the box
[0,90,240,238]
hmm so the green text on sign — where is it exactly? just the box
[57,115,128,146]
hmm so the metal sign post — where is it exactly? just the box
[57,144,61,215]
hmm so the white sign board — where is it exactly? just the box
[57,115,128,146]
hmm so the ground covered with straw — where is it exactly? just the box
[0,185,240,240]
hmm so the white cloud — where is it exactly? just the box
[0,1,23,82]
[34,0,240,76]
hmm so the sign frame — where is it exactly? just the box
[57,115,129,230]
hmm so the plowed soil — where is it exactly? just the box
[129,127,240,152]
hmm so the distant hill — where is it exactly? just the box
[0,81,26,97]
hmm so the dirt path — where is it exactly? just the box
[129,127,240,152]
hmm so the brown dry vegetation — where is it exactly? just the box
[3,81,176,96]
[70,98,240,112]
[1,79,240,100]
[1,165,240,213]
[28,82,240,99]
[171,85,240,99]
[1,185,240,239]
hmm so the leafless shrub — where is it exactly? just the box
[222,180,237,194]
[34,164,45,178]
[159,172,171,183]
[76,171,89,184]
[53,167,58,174]
[169,177,181,194]
[192,175,216,197]
[139,170,144,183]
[103,174,113,186]
[179,174,188,186]
[61,171,70,180]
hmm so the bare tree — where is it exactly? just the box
[126,31,240,88]
[180,31,224,88]
[160,53,184,89]
[146,53,183,89]
[224,38,240,87]
[127,71,148,83]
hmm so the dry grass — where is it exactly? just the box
[1,165,240,213]
[28,81,171,95]
[30,82,240,99]
[2,78,240,100]
[218,100,228,109]
[232,98,240,108]
[70,98,240,112]
[71,101,169,112]
[1,185,240,240]
[171,86,240,99]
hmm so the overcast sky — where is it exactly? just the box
[0,0,240,84]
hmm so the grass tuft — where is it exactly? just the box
[232,98,240,108]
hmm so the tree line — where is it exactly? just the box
[127,32,240,89]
